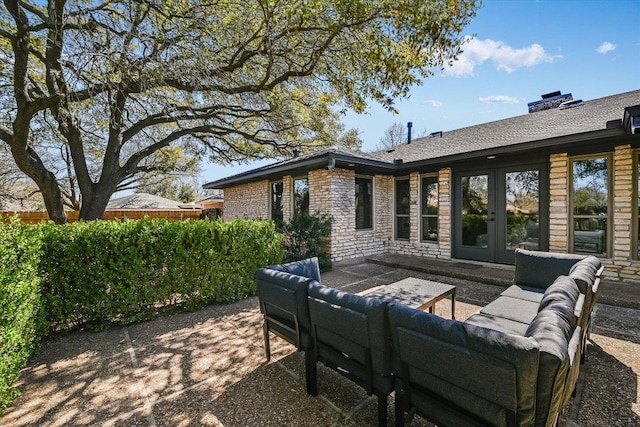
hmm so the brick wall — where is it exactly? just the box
[223,180,270,220]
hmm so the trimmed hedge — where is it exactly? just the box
[0,217,282,410]
[39,218,283,331]
[0,220,44,411]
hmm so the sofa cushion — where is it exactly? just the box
[268,257,321,282]
[479,296,540,325]
[308,282,390,375]
[500,285,544,303]
[538,276,581,323]
[256,268,314,335]
[514,249,584,290]
[465,312,530,336]
[525,304,574,427]
[569,256,601,294]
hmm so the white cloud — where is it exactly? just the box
[596,41,616,54]
[423,99,443,107]
[479,95,520,104]
[443,37,562,76]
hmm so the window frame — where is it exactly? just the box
[569,153,612,257]
[270,180,283,222]
[355,175,374,231]
[635,151,640,260]
[420,174,439,243]
[292,176,309,216]
[394,177,411,240]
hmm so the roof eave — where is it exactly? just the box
[397,127,628,171]
[203,152,397,189]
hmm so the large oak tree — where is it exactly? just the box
[0,0,478,223]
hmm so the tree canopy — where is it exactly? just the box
[0,0,478,222]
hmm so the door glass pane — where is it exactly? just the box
[461,175,488,248]
[572,157,608,254]
[505,170,539,251]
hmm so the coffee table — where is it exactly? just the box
[360,277,456,319]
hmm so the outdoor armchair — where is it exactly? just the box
[307,282,394,427]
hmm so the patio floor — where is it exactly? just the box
[1,256,639,426]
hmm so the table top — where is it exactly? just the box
[360,277,456,310]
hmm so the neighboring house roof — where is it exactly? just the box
[203,89,640,189]
[107,192,194,210]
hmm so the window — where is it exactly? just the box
[355,176,373,230]
[271,181,283,223]
[395,178,410,240]
[421,175,438,241]
[571,156,610,255]
[293,177,309,216]
[637,153,640,259]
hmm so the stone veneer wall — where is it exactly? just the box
[222,180,270,220]
[549,153,569,252]
[610,144,640,281]
[308,168,388,261]
[547,146,640,281]
[386,168,452,259]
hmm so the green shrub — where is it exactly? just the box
[277,211,333,271]
[0,219,44,411]
[0,217,282,411]
[39,218,282,331]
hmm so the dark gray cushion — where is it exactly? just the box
[465,313,530,336]
[268,257,321,282]
[514,249,584,290]
[538,276,580,314]
[308,282,390,375]
[525,305,574,427]
[569,256,600,294]
[256,268,313,334]
[480,296,540,325]
[500,285,544,303]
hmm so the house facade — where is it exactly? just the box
[204,90,640,281]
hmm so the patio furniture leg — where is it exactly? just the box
[395,394,405,427]
[377,394,387,427]
[307,350,318,396]
[262,321,271,361]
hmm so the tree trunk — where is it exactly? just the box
[78,182,116,221]
[10,144,67,224]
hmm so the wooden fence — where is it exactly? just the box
[1,209,203,224]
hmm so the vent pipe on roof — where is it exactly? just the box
[293,149,300,158]
[407,122,413,144]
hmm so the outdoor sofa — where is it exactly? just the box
[255,249,603,427]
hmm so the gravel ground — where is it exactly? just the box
[1,258,638,426]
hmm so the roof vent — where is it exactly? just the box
[558,99,584,110]
[293,149,301,158]
[429,131,443,138]
[407,122,413,144]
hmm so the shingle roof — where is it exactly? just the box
[203,89,640,189]
[370,89,640,163]
[106,193,186,210]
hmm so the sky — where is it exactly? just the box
[200,0,640,185]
